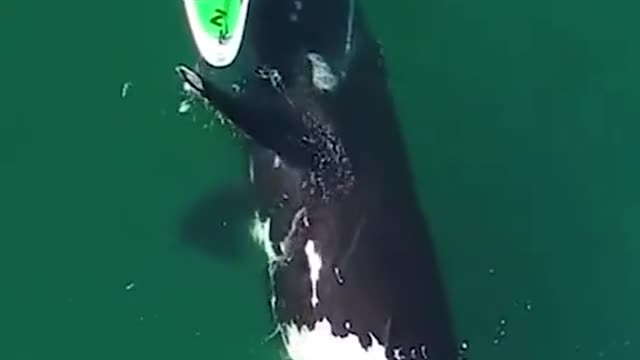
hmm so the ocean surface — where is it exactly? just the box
[1,0,639,359]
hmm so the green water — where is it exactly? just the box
[1,0,638,359]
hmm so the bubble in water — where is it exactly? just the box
[457,339,469,360]
[458,339,469,354]
[492,318,508,345]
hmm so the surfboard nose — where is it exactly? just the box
[182,0,251,68]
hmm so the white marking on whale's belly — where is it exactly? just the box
[304,240,322,307]
[283,319,387,360]
[307,53,338,91]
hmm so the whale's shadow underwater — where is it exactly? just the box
[180,183,256,262]
[177,0,465,359]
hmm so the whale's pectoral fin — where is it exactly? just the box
[175,63,247,121]
[176,63,288,146]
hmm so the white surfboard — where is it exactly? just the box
[182,0,251,67]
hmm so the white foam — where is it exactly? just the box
[120,81,132,98]
[178,99,192,114]
[304,240,322,307]
[283,318,387,360]
[249,212,278,262]
[307,53,338,91]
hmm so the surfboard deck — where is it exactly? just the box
[182,0,250,67]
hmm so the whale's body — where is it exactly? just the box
[177,0,460,359]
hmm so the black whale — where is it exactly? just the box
[177,0,460,358]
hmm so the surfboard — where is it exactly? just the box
[182,0,251,67]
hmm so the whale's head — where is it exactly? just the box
[176,0,381,198]
[176,49,347,154]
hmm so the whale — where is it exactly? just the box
[177,0,462,359]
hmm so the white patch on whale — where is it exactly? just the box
[283,318,387,360]
[257,66,284,90]
[248,155,255,184]
[333,266,345,284]
[345,0,355,55]
[420,344,429,359]
[304,240,322,307]
[307,53,338,91]
[273,155,282,168]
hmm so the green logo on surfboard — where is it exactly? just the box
[196,0,240,39]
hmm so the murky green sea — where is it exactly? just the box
[1,0,639,359]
